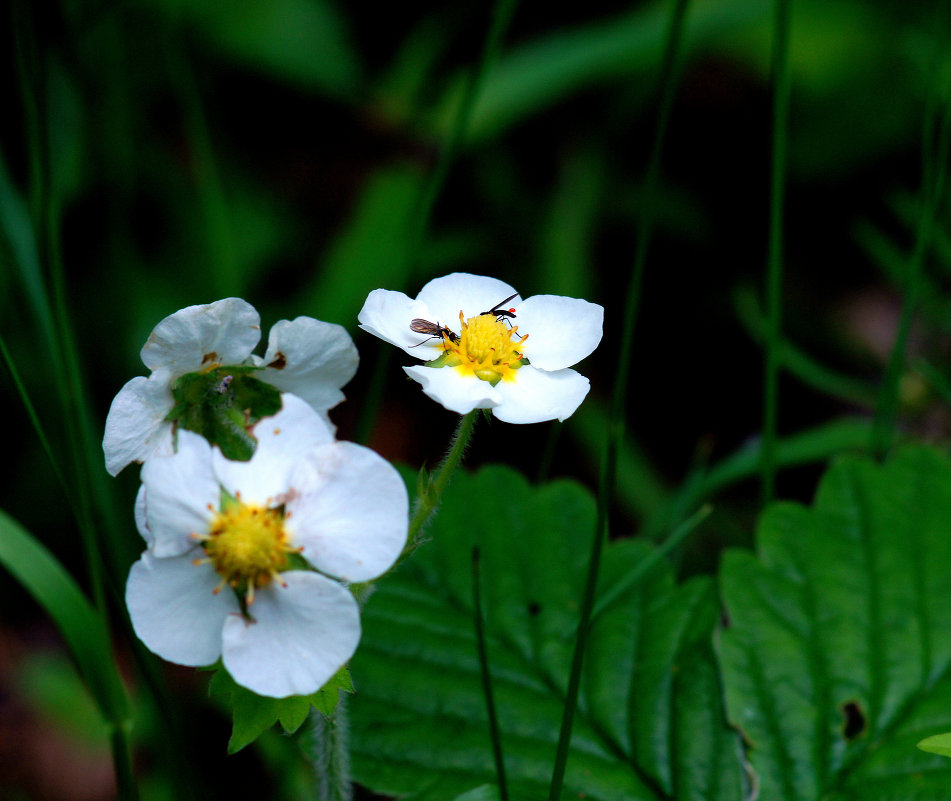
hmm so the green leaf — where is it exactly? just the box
[918,733,951,759]
[432,0,764,143]
[310,668,354,719]
[154,0,361,97]
[449,785,539,801]
[349,465,744,801]
[719,445,951,799]
[210,665,353,753]
[0,509,130,726]
[302,165,424,327]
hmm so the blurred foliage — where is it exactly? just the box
[3,0,951,797]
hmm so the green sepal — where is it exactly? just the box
[416,464,433,501]
[209,665,354,753]
[166,366,282,461]
[310,666,354,718]
[425,352,458,368]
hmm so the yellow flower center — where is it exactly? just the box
[439,311,528,385]
[196,499,298,605]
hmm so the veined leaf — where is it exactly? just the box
[719,445,951,799]
[349,465,744,800]
[209,665,353,754]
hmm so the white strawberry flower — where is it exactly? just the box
[103,298,358,476]
[357,273,603,423]
[125,394,408,698]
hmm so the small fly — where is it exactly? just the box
[481,293,518,323]
[409,318,459,347]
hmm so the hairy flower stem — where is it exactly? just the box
[407,411,478,549]
[306,702,352,801]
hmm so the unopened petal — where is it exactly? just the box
[221,571,360,698]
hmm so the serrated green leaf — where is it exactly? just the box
[719,445,951,799]
[350,465,744,801]
[310,667,354,719]
[210,665,353,753]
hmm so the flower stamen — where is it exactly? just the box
[197,501,297,606]
[434,310,528,385]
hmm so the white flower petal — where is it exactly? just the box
[259,318,359,421]
[492,365,590,423]
[357,288,438,359]
[102,373,175,476]
[416,273,520,326]
[134,485,152,547]
[213,394,335,506]
[221,571,360,698]
[126,551,238,667]
[140,298,261,374]
[288,442,408,582]
[515,295,604,371]
[403,365,502,415]
[141,430,219,557]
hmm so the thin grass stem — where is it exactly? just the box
[12,5,138,798]
[871,15,951,456]
[592,504,711,620]
[0,334,76,514]
[548,1,690,797]
[472,548,510,801]
[355,0,519,445]
[761,0,792,504]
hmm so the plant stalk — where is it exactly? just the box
[548,0,691,797]
[761,0,792,503]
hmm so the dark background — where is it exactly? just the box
[2,0,949,796]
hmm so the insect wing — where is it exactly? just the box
[410,318,443,335]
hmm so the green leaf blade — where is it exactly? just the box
[350,465,744,801]
[719,445,951,799]
[0,509,129,727]
[919,732,951,759]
